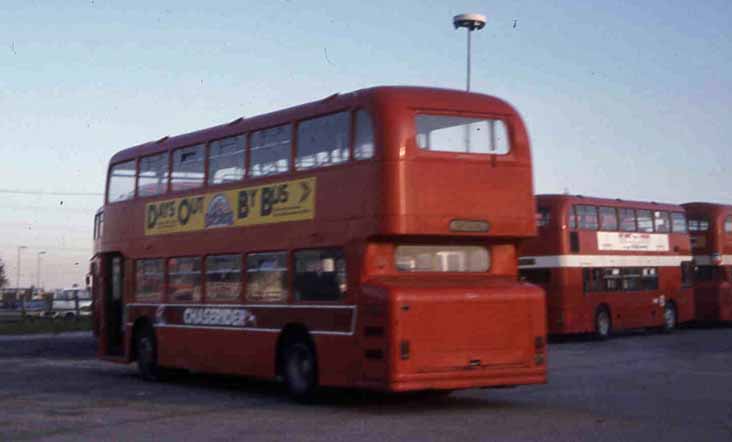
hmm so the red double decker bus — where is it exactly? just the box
[682,202,732,322]
[519,194,694,338]
[90,86,546,399]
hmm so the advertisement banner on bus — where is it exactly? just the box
[144,177,316,236]
[597,232,670,252]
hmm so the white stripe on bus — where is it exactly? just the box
[153,324,354,336]
[519,255,693,269]
[127,303,356,310]
[692,255,732,266]
[124,303,358,335]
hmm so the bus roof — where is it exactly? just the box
[537,194,684,212]
[109,86,519,165]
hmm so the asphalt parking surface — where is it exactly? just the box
[0,327,730,441]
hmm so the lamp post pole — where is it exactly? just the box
[37,251,46,290]
[17,245,27,315]
[453,13,487,92]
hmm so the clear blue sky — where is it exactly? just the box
[1,1,730,288]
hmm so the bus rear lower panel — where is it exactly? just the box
[365,278,547,392]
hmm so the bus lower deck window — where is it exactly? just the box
[293,249,347,301]
[246,252,288,302]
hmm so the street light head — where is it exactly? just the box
[38,251,47,255]
[453,13,486,31]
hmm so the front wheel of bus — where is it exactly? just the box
[662,302,677,333]
[283,338,318,402]
[595,307,612,340]
[136,325,162,381]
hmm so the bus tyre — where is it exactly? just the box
[136,325,162,381]
[595,307,612,340]
[662,302,677,333]
[283,338,318,402]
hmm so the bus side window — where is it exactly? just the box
[138,152,169,197]
[293,249,347,302]
[246,252,288,303]
[296,112,349,170]
[135,259,164,302]
[619,208,637,232]
[567,206,576,230]
[209,135,246,184]
[205,255,242,302]
[576,205,599,230]
[167,257,202,302]
[171,144,205,191]
[653,211,670,233]
[249,125,291,177]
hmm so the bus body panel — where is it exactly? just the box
[356,276,546,391]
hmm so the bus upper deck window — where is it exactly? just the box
[354,110,374,160]
[171,144,205,191]
[209,135,246,184]
[636,210,654,233]
[107,160,136,203]
[249,124,291,177]
[296,112,349,170]
[671,212,688,233]
[138,153,169,197]
[415,115,509,154]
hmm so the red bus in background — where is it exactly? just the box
[682,202,732,322]
[90,86,546,400]
[519,195,694,338]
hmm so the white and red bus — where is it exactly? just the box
[90,86,547,399]
[519,194,694,338]
[682,202,732,322]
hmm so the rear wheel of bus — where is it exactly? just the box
[595,307,612,340]
[282,337,318,402]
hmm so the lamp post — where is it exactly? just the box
[37,251,46,290]
[16,245,27,314]
[453,13,487,92]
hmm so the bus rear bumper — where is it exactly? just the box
[386,367,547,392]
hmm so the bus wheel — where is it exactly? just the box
[283,338,318,402]
[662,302,677,333]
[135,325,162,381]
[595,307,612,340]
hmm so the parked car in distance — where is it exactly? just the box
[50,288,92,319]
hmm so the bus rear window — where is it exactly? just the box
[395,245,489,272]
[415,115,509,154]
